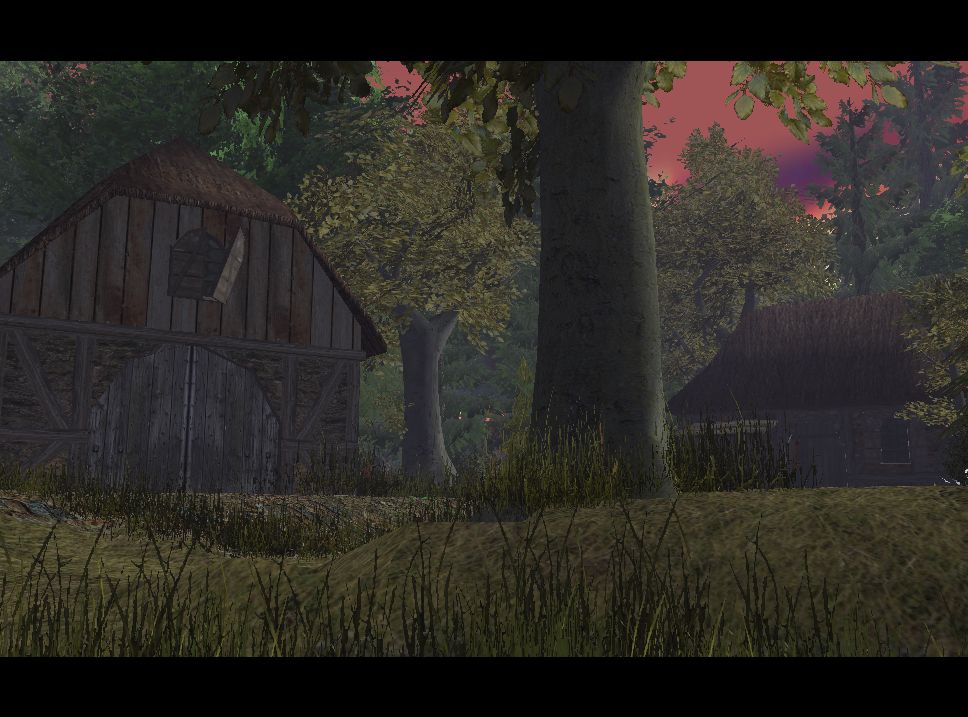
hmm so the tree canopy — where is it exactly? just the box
[656,123,839,393]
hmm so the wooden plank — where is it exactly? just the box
[12,249,44,317]
[310,260,333,348]
[354,321,362,352]
[125,350,152,484]
[147,345,176,491]
[0,271,12,314]
[242,367,259,492]
[70,208,102,322]
[101,368,123,483]
[221,215,250,338]
[40,226,76,320]
[196,209,226,337]
[167,346,192,489]
[209,352,226,490]
[10,329,68,429]
[245,220,270,341]
[172,345,192,490]
[278,356,297,486]
[267,224,293,343]
[289,234,313,345]
[281,356,297,439]
[331,288,354,350]
[200,348,218,491]
[101,359,127,485]
[71,336,95,429]
[88,395,105,479]
[171,206,202,334]
[188,346,209,491]
[295,360,347,441]
[222,355,245,492]
[95,195,129,325]
[146,202,178,331]
[122,198,154,327]
[262,402,279,492]
[0,313,366,360]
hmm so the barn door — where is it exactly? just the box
[88,344,279,492]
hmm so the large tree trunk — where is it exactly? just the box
[398,306,459,484]
[532,61,674,498]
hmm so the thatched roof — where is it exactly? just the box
[668,292,930,415]
[0,138,386,357]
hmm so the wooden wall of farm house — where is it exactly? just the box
[0,197,363,353]
[0,194,381,490]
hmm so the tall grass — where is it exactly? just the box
[0,412,963,656]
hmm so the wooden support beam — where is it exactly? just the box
[10,328,69,430]
[0,313,366,361]
[25,440,69,470]
[294,360,348,441]
[0,429,88,442]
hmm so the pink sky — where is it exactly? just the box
[375,61,968,217]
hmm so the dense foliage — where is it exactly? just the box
[655,124,839,395]
[288,104,539,473]
[812,62,968,294]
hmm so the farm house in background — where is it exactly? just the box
[668,292,948,487]
[0,138,386,492]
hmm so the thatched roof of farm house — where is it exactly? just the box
[668,292,930,415]
[0,138,387,357]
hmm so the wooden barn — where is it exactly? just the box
[668,292,948,487]
[0,138,387,492]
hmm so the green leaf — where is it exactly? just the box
[724,90,740,104]
[656,68,674,92]
[748,74,768,101]
[767,90,786,108]
[881,85,908,108]
[802,93,826,111]
[643,91,660,107]
[847,62,868,87]
[809,109,833,127]
[557,76,583,112]
[734,94,754,120]
[731,62,752,86]
[666,61,688,78]
[867,61,896,83]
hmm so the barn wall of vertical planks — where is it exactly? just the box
[0,139,386,491]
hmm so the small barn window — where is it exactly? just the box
[168,227,246,303]
[880,417,911,464]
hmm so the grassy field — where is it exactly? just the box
[1,414,965,656]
